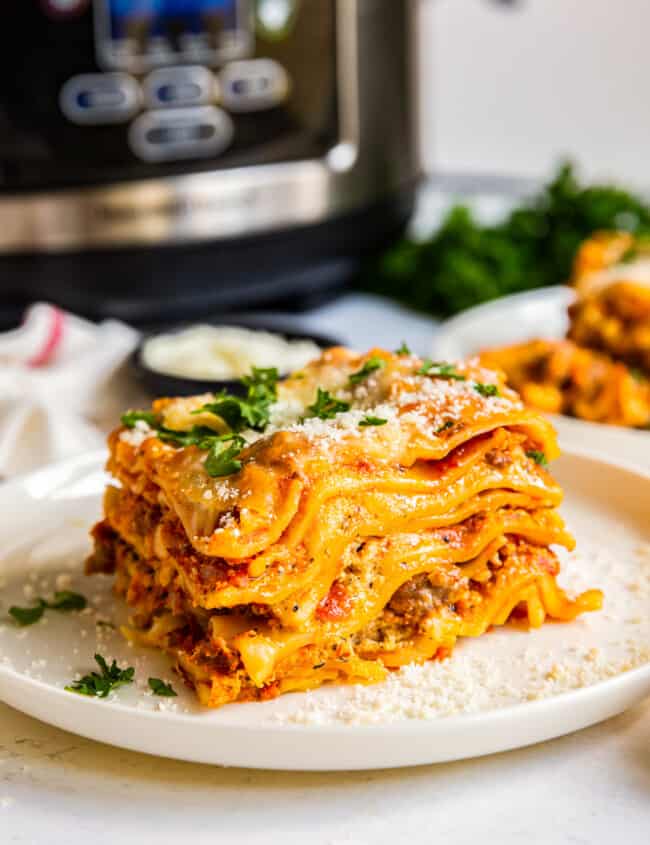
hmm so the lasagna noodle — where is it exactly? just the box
[480,339,650,427]
[87,347,602,707]
[568,231,650,374]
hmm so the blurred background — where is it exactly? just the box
[5,0,650,330]
[423,0,650,185]
[4,0,650,473]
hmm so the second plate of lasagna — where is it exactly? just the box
[0,346,648,770]
[433,232,650,466]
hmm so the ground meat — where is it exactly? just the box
[388,574,449,620]
[484,449,512,468]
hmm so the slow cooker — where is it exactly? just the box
[0,0,419,325]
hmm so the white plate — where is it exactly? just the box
[432,286,650,469]
[0,451,648,771]
[433,286,575,361]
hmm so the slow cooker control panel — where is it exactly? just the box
[59,57,290,162]
[0,0,339,190]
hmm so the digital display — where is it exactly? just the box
[95,0,252,70]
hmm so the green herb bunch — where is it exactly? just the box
[362,164,650,316]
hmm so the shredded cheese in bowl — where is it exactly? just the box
[141,325,322,380]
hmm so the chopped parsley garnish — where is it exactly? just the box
[193,366,279,432]
[121,416,246,477]
[306,388,351,420]
[148,677,177,697]
[9,602,46,626]
[121,410,159,428]
[242,366,279,400]
[348,357,385,385]
[526,450,548,467]
[120,368,280,479]
[359,415,388,427]
[203,433,246,477]
[395,341,411,356]
[417,360,466,380]
[197,393,266,432]
[620,246,639,264]
[9,591,87,627]
[49,591,87,611]
[473,382,499,397]
[121,413,220,449]
[435,420,455,434]
[156,425,224,449]
[630,367,646,383]
[65,653,134,698]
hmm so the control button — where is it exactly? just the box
[42,0,89,18]
[128,107,233,163]
[143,66,218,109]
[59,73,141,125]
[219,59,290,112]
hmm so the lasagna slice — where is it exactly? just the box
[568,231,650,375]
[479,231,650,428]
[87,347,602,707]
[479,338,650,427]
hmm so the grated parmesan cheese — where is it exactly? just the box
[119,419,154,447]
[141,325,321,380]
[270,540,650,727]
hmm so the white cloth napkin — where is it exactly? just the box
[0,303,140,479]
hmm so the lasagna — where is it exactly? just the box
[567,231,650,374]
[479,338,650,427]
[87,347,602,707]
[480,231,650,428]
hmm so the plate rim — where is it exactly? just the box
[432,285,650,441]
[432,284,575,359]
[1,447,649,769]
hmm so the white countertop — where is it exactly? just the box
[1,696,648,845]
[1,293,649,844]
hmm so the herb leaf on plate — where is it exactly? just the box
[65,654,135,698]
[148,678,178,697]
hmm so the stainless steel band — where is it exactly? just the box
[0,0,419,255]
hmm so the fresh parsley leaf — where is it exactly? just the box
[120,368,277,480]
[435,420,455,434]
[65,653,135,698]
[473,382,499,397]
[193,394,265,432]
[48,591,87,612]
[204,434,246,477]
[359,416,388,427]
[121,410,159,428]
[9,600,46,626]
[193,367,279,433]
[417,359,466,380]
[526,450,548,467]
[306,389,351,420]
[348,357,385,385]
[9,591,87,626]
[157,424,223,449]
[148,677,177,697]
[242,366,279,401]
[395,342,411,356]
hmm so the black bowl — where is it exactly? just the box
[129,317,342,398]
